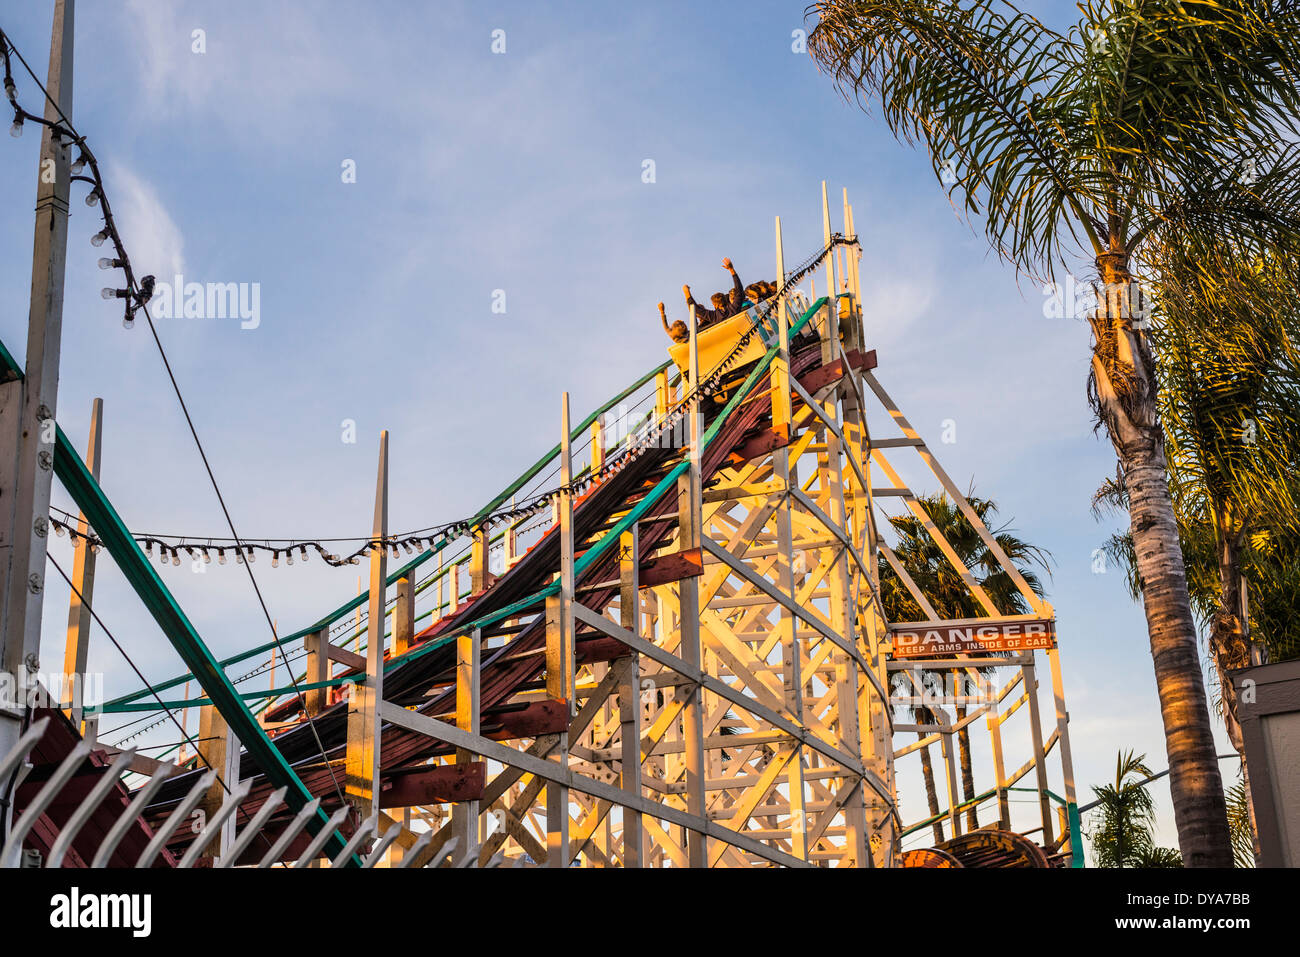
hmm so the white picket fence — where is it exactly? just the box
[1,717,512,869]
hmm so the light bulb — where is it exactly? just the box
[54,522,65,537]
[171,551,181,566]
[102,287,122,300]
[300,546,309,562]
[202,548,211,564]
[85,188,100,207]
[271,552,279,568]
[218,549,227,565]
[285,551,293,566]
[98,257,118,270]
[91,228,110,247]
[246,548,255,563]
[9,114,22,138]
[70,150,87,174]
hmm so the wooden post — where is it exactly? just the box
[546,393,575,866]
[453,627,481,856]
[987,691,1011,830]
[843,192,864,350]
[771,239,807,858]
[470,526,489,594]
[591,418,605,472]
[617,526,644,867]
[1022,657,1054,844]
[820,181,839,364]
[197,704,240,862]
[304,627,329,717]
[1047,646,1077,855]
[824,373,870,863]
[505,506,518,569]
[346,431,388,818]
[940,719,962,839]
[62,397,102,730]
[436,550,445,617]
[772,217,792,437]
[178,680,191,765]
[267,620,277,695]
[679,305,707,868]
[393,576,414,656]
[0,0,75,765]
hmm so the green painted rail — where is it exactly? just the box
[0,336,359,865]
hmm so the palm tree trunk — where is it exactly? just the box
[919,737,944,845]
[1090,250,1233,867]
[1209,511,1261,864]
[916,706,944,844]
[956,706,978,831]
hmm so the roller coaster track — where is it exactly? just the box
[5,219,1080,868]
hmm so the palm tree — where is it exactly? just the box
[1097,235,1300,862]
[1225,779,1256,868]
[807,0,1300,867]
[880,491,1050,833]
[890,669,947,843]
[1086,750,1181,868]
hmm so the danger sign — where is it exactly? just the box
[889,618,1056,658]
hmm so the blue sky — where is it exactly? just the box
[0,0,1235,853]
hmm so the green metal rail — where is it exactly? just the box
[104,360,676,708]
[0,336,359,865]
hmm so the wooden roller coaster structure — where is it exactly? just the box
[1,185,1079,868]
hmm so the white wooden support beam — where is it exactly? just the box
[770,374,807,860]
[393,576,414,657]
[617,526,644,866]
[546,392,575,867]
[939,718,961,839]
[1047,646,1077,847]
[453,627,481,856]
[772,216,792,435]
[1022,657,1053,844]
[303,628,330,716]
[470,525,489,594]
[346,431,387,816]
[820,180,839,364]
[196,704,240,862]
[62,397,102,730]
[590,417,605,472]
[678,305,707,868]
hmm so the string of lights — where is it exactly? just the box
[3,29,154,329]
[2,25,354,814]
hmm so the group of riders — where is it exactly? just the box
[659,257,778,344]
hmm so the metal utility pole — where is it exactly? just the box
[0,0,75,768]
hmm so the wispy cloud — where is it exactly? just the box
[105,163,185,281]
